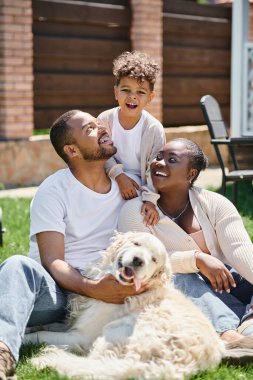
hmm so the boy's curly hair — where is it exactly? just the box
[113,51,160,90]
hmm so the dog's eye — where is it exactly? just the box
[152,257,157,263]
[133,242,141,246]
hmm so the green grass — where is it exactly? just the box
[32,129,49,136]
[0,182,253,379]
[0,198,30,262]
[18,344,70,380]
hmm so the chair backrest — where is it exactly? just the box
[200,94,238,171]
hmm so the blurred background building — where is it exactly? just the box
[0,0,251,187]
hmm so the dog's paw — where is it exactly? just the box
[31,356,48,370]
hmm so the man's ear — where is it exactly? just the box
[63,144,79,159]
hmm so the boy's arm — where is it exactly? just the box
[105,158,124,179]
[141,184,160,204]
[115,173,139,200]
[140,179,160,225]
[141,201,160,226]
[149,123,166,163]
[145,122,166,180]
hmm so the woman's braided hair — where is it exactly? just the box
[173,138,209,187]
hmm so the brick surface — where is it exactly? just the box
[0,0,33,139]
[130,0,163,121]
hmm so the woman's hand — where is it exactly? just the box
[196,252,236,293]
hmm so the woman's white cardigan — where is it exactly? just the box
[118,186,253,284]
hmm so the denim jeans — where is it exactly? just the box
[0,255,67,362]
[173,269,253,334]
[1,255,253,363]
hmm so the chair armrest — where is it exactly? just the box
[210,139,231,145]
[211,138,253,146]
[230,137,253,145]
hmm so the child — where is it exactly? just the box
[97,51,166,225]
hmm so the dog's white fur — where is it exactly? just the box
[28,232,225,380]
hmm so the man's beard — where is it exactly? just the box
[79,144,117,161]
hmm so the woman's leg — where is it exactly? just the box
[221,269,253,334]
[201,267,253,324]
[0,255,67,363]
[173,273,241,334]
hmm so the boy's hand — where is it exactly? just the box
[116,173,139,200]
[141,201,160,226]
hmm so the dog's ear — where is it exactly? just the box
[162,257,172,282]
[152,255,172,284]
[103,231,135,265]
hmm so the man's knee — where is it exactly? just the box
[1,254,35,271]
[173,273,206,295]
[0,255,44,287]
[173,272,198,286]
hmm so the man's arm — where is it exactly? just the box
[37,231,146,304]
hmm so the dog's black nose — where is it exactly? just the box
[132,256,143,267]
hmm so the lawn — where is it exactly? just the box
[0,181,253,380]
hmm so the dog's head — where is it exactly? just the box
[103,231,171,290]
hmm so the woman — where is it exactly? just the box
[118,138,253,343]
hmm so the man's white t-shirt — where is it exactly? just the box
[112,108,144,186]
[28,168,124,269]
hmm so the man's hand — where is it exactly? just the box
[116,173,139,200]
[141,201,160,226]
[196,252,236,293]
[86,274,147,304]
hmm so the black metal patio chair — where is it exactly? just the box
[200,94,253,206]
[0,207,5,246]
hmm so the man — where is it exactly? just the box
[0,110,144,380]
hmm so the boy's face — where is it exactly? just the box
[114,76,154,119]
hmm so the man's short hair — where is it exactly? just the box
[50,110,80,163]
[113,51,160,90]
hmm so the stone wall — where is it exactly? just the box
[0,136,66,188]
[0,127,227,188]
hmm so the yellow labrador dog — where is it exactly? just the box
[27,232,232,380]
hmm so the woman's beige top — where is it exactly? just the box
[118,186,253,285]
[189,230,209,254]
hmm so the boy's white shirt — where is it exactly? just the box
[112,108,143,186]
[97,107,166,204]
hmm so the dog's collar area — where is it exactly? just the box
[150,266,164,280]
